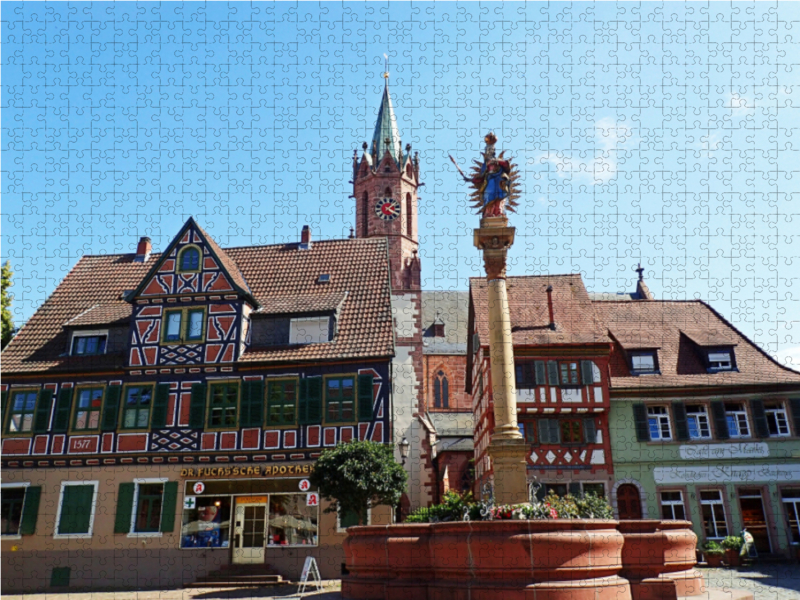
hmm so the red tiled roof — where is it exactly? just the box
[593,300,800,389]
[254,291,348,315]
[64,303,132,327]
[1,238,393,374]
[192,220,253,297]
[470,274,608,347]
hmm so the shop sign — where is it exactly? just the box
[306,492,319,506]
[299,479,311,491]
[184,496,197,509]
[654,463,800,484]
[192,482,205,494]
[180,463,314,479]
[679,442,769,461]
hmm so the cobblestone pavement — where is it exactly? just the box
[5,568,800,600]
[702,565,800,600]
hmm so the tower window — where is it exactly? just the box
[433,370,449,409]
[361,192,368,236]
[406,193,412,237]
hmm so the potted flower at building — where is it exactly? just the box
[721,536,743,567]
[702,540,725,568]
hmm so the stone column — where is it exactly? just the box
[474,216,529,505]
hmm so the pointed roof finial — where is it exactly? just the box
[636,262,645,281]
[383,53,390,86]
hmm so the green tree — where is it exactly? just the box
[310,440,407,526]
[1,261,13,350]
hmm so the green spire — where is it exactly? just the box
[370,74,402,164]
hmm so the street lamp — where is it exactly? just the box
[399,437,410,466]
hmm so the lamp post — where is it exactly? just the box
[398,436,409,466]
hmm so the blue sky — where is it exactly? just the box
[3,2,800,365]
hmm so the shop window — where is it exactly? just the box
[6,390,39,433]
[686,405,711,440]
[55,481,98,538]
[338,503,370,531]
[781,488,800,544]
[122,385,153,429]
[267,380,297,426]
[433,371,449,409]
[326,376,354,423]
[765,402,790,437]
[647,406,672,441]
[725,403,750,438]
[630,351,659,374]
[699,490,728,539]
[71,333,107,356]
[181,496,232,548]
[178,246,201,272]
[289,317,330,344]
[560,419,584,444]
[208,382,239,428]
[134,483,165,533]
[72,388,104,431]
[660,490,686,520]
[163,307,206,344]
[269,494,319,545]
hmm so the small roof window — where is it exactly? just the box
[706,348,736,372]
[318,274,330,284]
[629,350,660,375]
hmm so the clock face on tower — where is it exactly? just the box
[375,197,401,221]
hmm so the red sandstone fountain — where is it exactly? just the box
[341,133,750,600]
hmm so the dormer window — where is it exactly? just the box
[178,246,201,272]
[630,350,659,375]
[71,332,107,356]
[289,316,330,344]
[707,348,735,371]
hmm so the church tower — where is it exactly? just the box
[352,72,421,292]
[353,72,431,512]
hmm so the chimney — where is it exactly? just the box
[135,236,152,263]
[546,285,556,330]
[299,225,312,250]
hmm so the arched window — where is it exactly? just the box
[406,163,413,178]
[178,246,200,272]
[433,370,449,409]
[406,193,412,237]
[384,187,392,199]
[361,192,368,236]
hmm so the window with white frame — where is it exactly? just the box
[782,488,800,544]
[55,481,98,538]
[699,490,728,539]
[133,481,165,534]
[630,351,659,374]
[686,405,711,440]
[647,406,672,441]
[289,317,330,344]
[707,349,734,371]
[725,403,750,438]
[660,490,686,520]
[765,402,790,437]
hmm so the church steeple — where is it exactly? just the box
[352,68,421,292]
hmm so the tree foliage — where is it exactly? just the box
[1,261,13,350]
[310,440,407,526]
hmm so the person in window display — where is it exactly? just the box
[181,501,230,548]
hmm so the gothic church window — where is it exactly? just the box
[433,370,449,409]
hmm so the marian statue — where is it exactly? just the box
[450,132,520,218]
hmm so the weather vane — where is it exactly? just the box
[383,53,389,80]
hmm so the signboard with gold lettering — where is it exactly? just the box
[180,463,314,479]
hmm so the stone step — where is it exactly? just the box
[184,580,285,589]
[679,588,754,600]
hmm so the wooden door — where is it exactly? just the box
[739,490,772,554]
[617,484,642,519]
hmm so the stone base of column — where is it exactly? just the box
[488,438,529,505]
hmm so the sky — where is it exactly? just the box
[2,2,800,366]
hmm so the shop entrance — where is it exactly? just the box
[738,489,772,554]
[233,497,268,564]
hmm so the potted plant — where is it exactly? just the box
[721,536,743,567]
[702,540,725,568]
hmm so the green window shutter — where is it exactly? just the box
[710,401,729,440]
[580,360,594,385]
[114,482,136,534]
[239,381,252,427]
[632,403,650,442]
[534,361,547,386]
[672,401,690,441]
[297,378,309,425]
[33,389,53,433]
[307,376,322,423]
[101,385,122,431]
[188,383,207,428]
[538,419,550,443]
[58,484,94,535]
[52,387,74,433]
[789,398,800,436]
[1,389,8,430]
[547,361,559,386]
[358,374,374,421]
[160,481,179,533]
[583,418,597,444]
[750,399,769,438]
[151,384,171,429]
[19,486,42,535]
[250,380,264,426]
